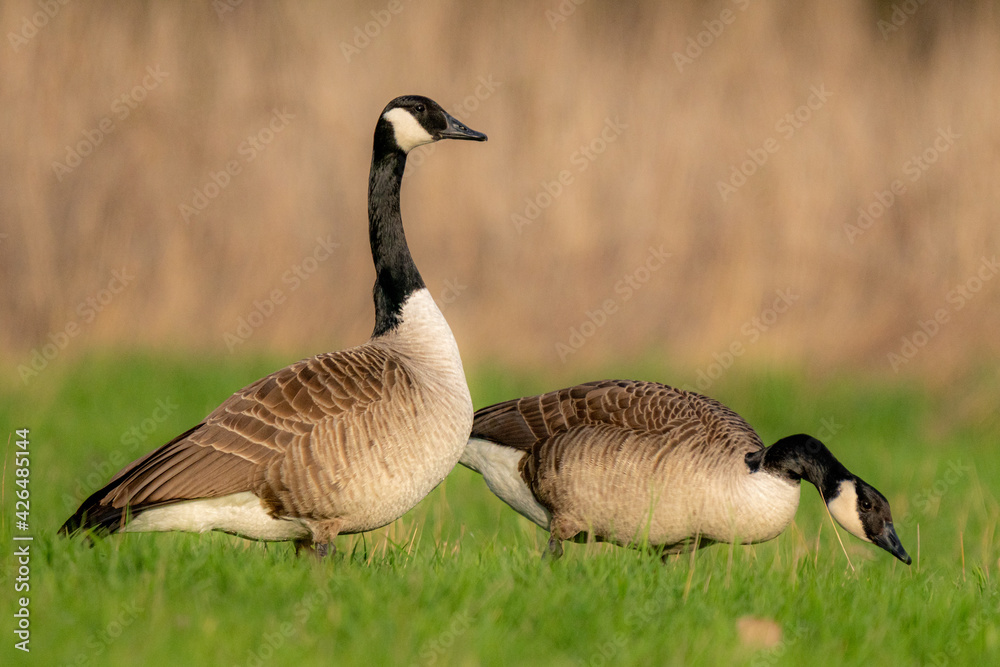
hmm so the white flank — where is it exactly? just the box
[383,107,435,153]
[122,492,310,541]
[826,479,869,542]
[461,437,552,529]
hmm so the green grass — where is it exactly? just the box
[1,353,998,666]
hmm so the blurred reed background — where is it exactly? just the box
[1,0,997,388]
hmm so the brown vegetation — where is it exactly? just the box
[2,0,997,386]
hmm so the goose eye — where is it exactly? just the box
[415,104,426,113]
[860,499,873,511]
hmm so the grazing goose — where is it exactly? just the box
[461,380,911,564]
[60,95,487,556]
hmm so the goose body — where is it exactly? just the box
[61,96,488,554]
[462,380,910,564]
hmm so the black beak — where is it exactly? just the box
[872,522,911,565]
[438,112,487,142]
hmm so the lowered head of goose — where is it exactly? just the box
[745,434,910,564]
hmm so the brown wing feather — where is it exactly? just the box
[61,346,403,534]
[471,379,763,456]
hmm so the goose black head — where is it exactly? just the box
[826,476,911,565]
[749,433,911,565]
[378,95,487,154]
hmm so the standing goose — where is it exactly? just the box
[60,95,487,556]
[461,380,911,564]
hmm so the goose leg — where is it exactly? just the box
[660,551,678,564]
[544,516,581,560]
[544,535,564,560]
[293,538,314,557]
[298,518,344,560]
[293,539,338,560]
[314,542,337,559]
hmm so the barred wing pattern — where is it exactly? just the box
[63,347,414,534]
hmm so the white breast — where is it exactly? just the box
[382,289,468,380]
[376,289,473,473]
[716,469,802,544]
[334,288,472,531]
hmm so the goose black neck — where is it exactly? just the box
[748,434,853,501]
[368,140,425,337]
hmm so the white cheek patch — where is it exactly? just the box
[826,479,870,542]
[383,107,435,153]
